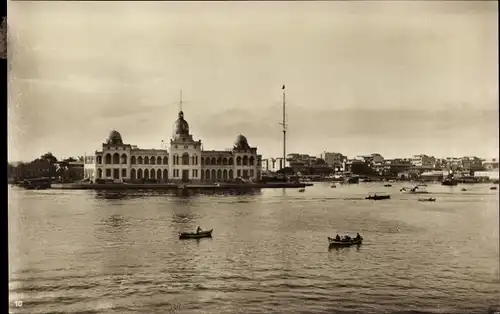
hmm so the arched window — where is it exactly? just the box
[96,156,102,164]
[195,155,198,165]
[191,156,195,165]
[157,169,162,179]
[112,153,120,164]
[229,158,234,165]
[144,169,150,179]
[249,156,255,166]
[163,169,168,180]
[137,156,143,164]
[131,156,136,164]
[217,157,222,165]
[211,157,216,165]
[205,169,210,180]
[151,157,156,165]
[236,156,242,166]
[201,170,205,181]
[131,169,136,179]
[151,169,156,179]
[223,158,228,165]
[223,169,228,181]
[144,156,149,165]
[229,169,234,179]
[157,157,162,165]
[105,153,112,164]
[121,154,127,164]
[217,169,222,180]
[137,168,143,179]
[201,157,205,165]
[182,153,190,165]
[163,156,168,164]
[243,156,248,166]
[97,168,103,178]
[211,169,216,180]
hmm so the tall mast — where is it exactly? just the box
[179,90,183,112]
[282,85,287,170]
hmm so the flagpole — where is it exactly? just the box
[282,84,286,174]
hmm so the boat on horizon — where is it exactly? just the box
[365,194,390,200]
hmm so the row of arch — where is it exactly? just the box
[202,169,234,181]
[96,153,258,166]
[96,168,169,180]
[97,154,168,165]
[202,155,255,166]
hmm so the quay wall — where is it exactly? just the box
[50,182,313,190]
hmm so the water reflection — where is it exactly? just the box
[92,189,262,200]
[328,244,362,252]
[171,212,197,224]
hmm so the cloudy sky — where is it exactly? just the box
[7,1,498,162]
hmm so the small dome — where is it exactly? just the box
[234,134,250,149]
[107,130,123,145]
[173,111,190,139]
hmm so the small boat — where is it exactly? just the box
[493,180,499,184]
[330,184,336,188]
[418,197,436,202]
[461,188,467,191]
[365,194,390,200]
[328,236,363,247]
[298,188,305,192]
[384,184,392,187]
[491,186,498,190]
[179,229,213,239]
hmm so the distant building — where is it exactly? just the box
[84,110,262,182]
[482,158,499,171]
[261,157,289,172]
[461,156,483,172]
[323,152,346,171]
[358,153,384,165]
[411,154,436,168]
[381,158,412,176]
[474,170,499,180]
[419,170,447,181]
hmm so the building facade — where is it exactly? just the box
[411,154,436,168]
[84,110,262,183]
[323,152,345,171]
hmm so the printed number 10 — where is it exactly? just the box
[14,300,23,307]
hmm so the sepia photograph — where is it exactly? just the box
[7,1,499,313]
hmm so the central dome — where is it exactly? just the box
[107,130,123,145]
[173,111,190,138]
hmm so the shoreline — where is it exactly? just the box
[50,182,314,190]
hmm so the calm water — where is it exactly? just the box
[9,183,500,314]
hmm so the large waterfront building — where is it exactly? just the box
[84,110,262,183]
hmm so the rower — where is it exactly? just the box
[356,233,361,240]
[335,234,340,241]
[196,225,202,234]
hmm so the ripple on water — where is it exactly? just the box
[8,184,500,313]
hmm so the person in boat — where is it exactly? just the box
[196,225,202,234]
[355,233,361,240]
[335,234,340,241]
